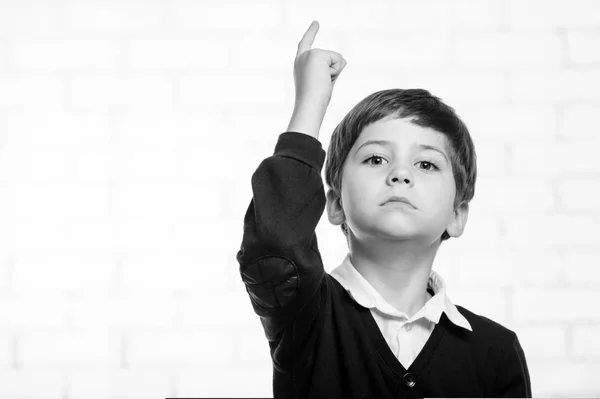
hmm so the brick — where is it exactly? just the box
[0,40,7,71]
[0,296,69,331]
[563,104,600,138]
[66,1,166,33]
[345,36,452,70]
[447,208,503,249]
[5,110,113,153]
[567,31,600,64]
[0,255,10,294]
[475,177,555,214]
[459,104,558,140]
[178,73,289,107]
[511,138,600,176]
[572,325,600,356]
[176,364,272,397]
[563,251,600,286]
[457,248,562,288]
[333,72,507,117]
[235,325,273,363]
[233,35,297,71]
[455,33,562,69]
[126,330,235,366]
[14,221,112,253]
[502,250,563,287]
[0,332,15,369]
[111,148,194,181]
[179,292,258,329]
[0,2,63,36]
[346,0,395,30]
[110,182,225,218]
[0,76,65,108]
[12,251,115,295]
[227,109,290,147]
[558,178,600,211]
[506,0,600,28]
[513,289,600,322]
[408,72,508,103]
[529,361,600,396]
[119,252,229,294]
[112,219,215,253]
[113,110,231,181]
[12,40,119,71]
[173,0,281,30]
[10,184,113,251]
[389,0,455,32]
[70,294,176,330]
[68,369,173,399]
[508,70,600,102]
[0,209,15,255]
[18,331,120,368]
[115,109,225,140]
[125,39,229,70]
[8,150,71,180]
[472,140,508,177]
[71,75,173,109]
[508,213,600,247]
[285,2,352,29]
[517,325,567,358]
[0,370,63,399]
[453,0,503,31]
[448,288,509,326]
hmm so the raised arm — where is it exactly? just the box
[236,21,346,341]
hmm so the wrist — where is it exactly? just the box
[287,98,328,139]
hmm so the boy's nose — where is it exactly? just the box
[387,167,413,186]
[390,177,411,185]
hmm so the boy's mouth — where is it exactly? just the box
[382,196,416,209]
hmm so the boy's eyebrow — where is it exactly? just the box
[355,140,449,163]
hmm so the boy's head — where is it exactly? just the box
[324,88,477,246]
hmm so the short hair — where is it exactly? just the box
[324,88,477,242]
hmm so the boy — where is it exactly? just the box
[236,21,531,398]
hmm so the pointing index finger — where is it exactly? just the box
[296,20,319,56]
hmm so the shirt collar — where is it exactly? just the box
[330,253,472,331]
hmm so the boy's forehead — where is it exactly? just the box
[355,118,449,150]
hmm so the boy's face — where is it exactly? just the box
[327,117,468,243]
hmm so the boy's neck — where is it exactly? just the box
[349,237,440,318]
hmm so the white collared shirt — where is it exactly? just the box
[330,253,472,369]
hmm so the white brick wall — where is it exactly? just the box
[0,0,598,397]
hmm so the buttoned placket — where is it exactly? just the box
[396,319,416,368]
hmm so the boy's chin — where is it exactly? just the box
[366,223,439,242]
[361,223,420,241]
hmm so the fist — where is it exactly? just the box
[293,21,347,109]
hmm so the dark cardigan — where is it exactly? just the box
[236,132,532,398]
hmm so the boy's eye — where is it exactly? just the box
[363,156,439,171]
[419,161,439,171]
[363,155,388,166]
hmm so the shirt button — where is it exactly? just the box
[403,372,416,388]
[404,323,412,332]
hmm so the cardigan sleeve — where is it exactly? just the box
[493,333,532,397]
[236,132,328,343]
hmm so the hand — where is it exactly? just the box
[293,20,347,107]
[287,21,347,139]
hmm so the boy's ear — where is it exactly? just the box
[326,188,345,226]
[446,201,469,238]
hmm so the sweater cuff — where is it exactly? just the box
[273,132,327,172]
